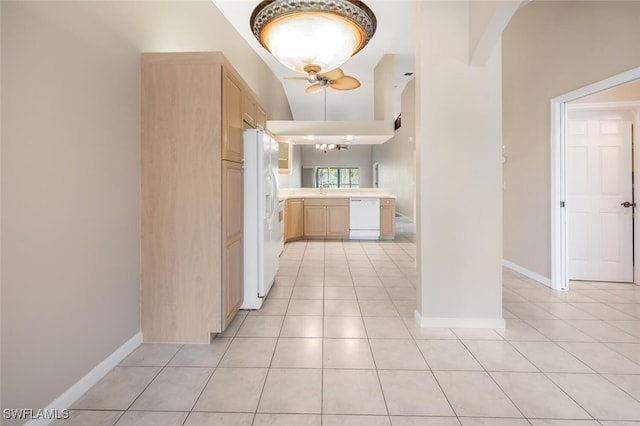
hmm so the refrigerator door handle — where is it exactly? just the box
[267,170,279,227]
[265,171,278,229]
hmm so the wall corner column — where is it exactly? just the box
[415,0,504,329]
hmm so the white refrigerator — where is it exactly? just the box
[241,129,281,309]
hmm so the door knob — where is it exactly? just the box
[620,201,636,208]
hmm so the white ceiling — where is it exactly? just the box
[212,0,416,132]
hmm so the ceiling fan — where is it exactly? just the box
[285,65,361,94]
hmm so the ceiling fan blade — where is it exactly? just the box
[306,84,325,94]
[284,76,311,81]
[329,76,361,91]
[320,68,344,81]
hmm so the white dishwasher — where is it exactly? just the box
[349,198,381,239]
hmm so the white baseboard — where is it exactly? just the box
[414,310,505,329]
[502,259,551,288]
[26,332,143,426]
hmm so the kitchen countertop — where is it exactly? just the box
[279,188,396,200]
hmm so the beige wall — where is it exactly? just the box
[1,2,141,417]
[1,0,291,417]
[372,79,416,220]
[574,79,640,104]
[415,1,503,325]
[502,1,640,278]
[73,1,292,121]
[0,0,3,416]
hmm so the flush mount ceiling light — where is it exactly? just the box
[250,0,377,75]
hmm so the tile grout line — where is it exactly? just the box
[502,275,640,420]
[455,338,529,421]
[320,240,328,425]
[251,240,307,424]
[359,239,398,422]
[68,234,640,425]
[117,345,183,419]
[501,337,599,422]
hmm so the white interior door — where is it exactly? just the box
[566,109,633,282]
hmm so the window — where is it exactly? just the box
[316,167,360,189]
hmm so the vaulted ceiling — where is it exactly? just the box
[212,1,416,130]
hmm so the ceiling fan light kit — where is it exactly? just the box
[250,0,377,74]
[288,66,361,93]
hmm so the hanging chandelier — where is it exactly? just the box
[250,0,377,75]
[315,143,351,153]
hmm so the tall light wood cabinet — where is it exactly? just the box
[142,52,255,343]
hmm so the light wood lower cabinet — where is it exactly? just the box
[283,196,394,242]
[380,198,396,239]
[302,198,349,239]
[303,205,327,237]
[285,198,304,242]
[327,206,349,238]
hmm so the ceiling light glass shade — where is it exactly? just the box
[251,0,376,74]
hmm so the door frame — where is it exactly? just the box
[373,162,380,188]
[550,66,640,291]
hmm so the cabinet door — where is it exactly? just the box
[242,92,257,127]
[304,205,326,237]
[278,141,292,175]
[286,199,304,240]
[222,70,243,162]
[326,206,349,238]
[256,105,266,130]
[222,160,243,329]
[141,54,224,343]
[284,203,289,242]
[380,198,396,239]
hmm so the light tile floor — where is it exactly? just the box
[59,228,640,426]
